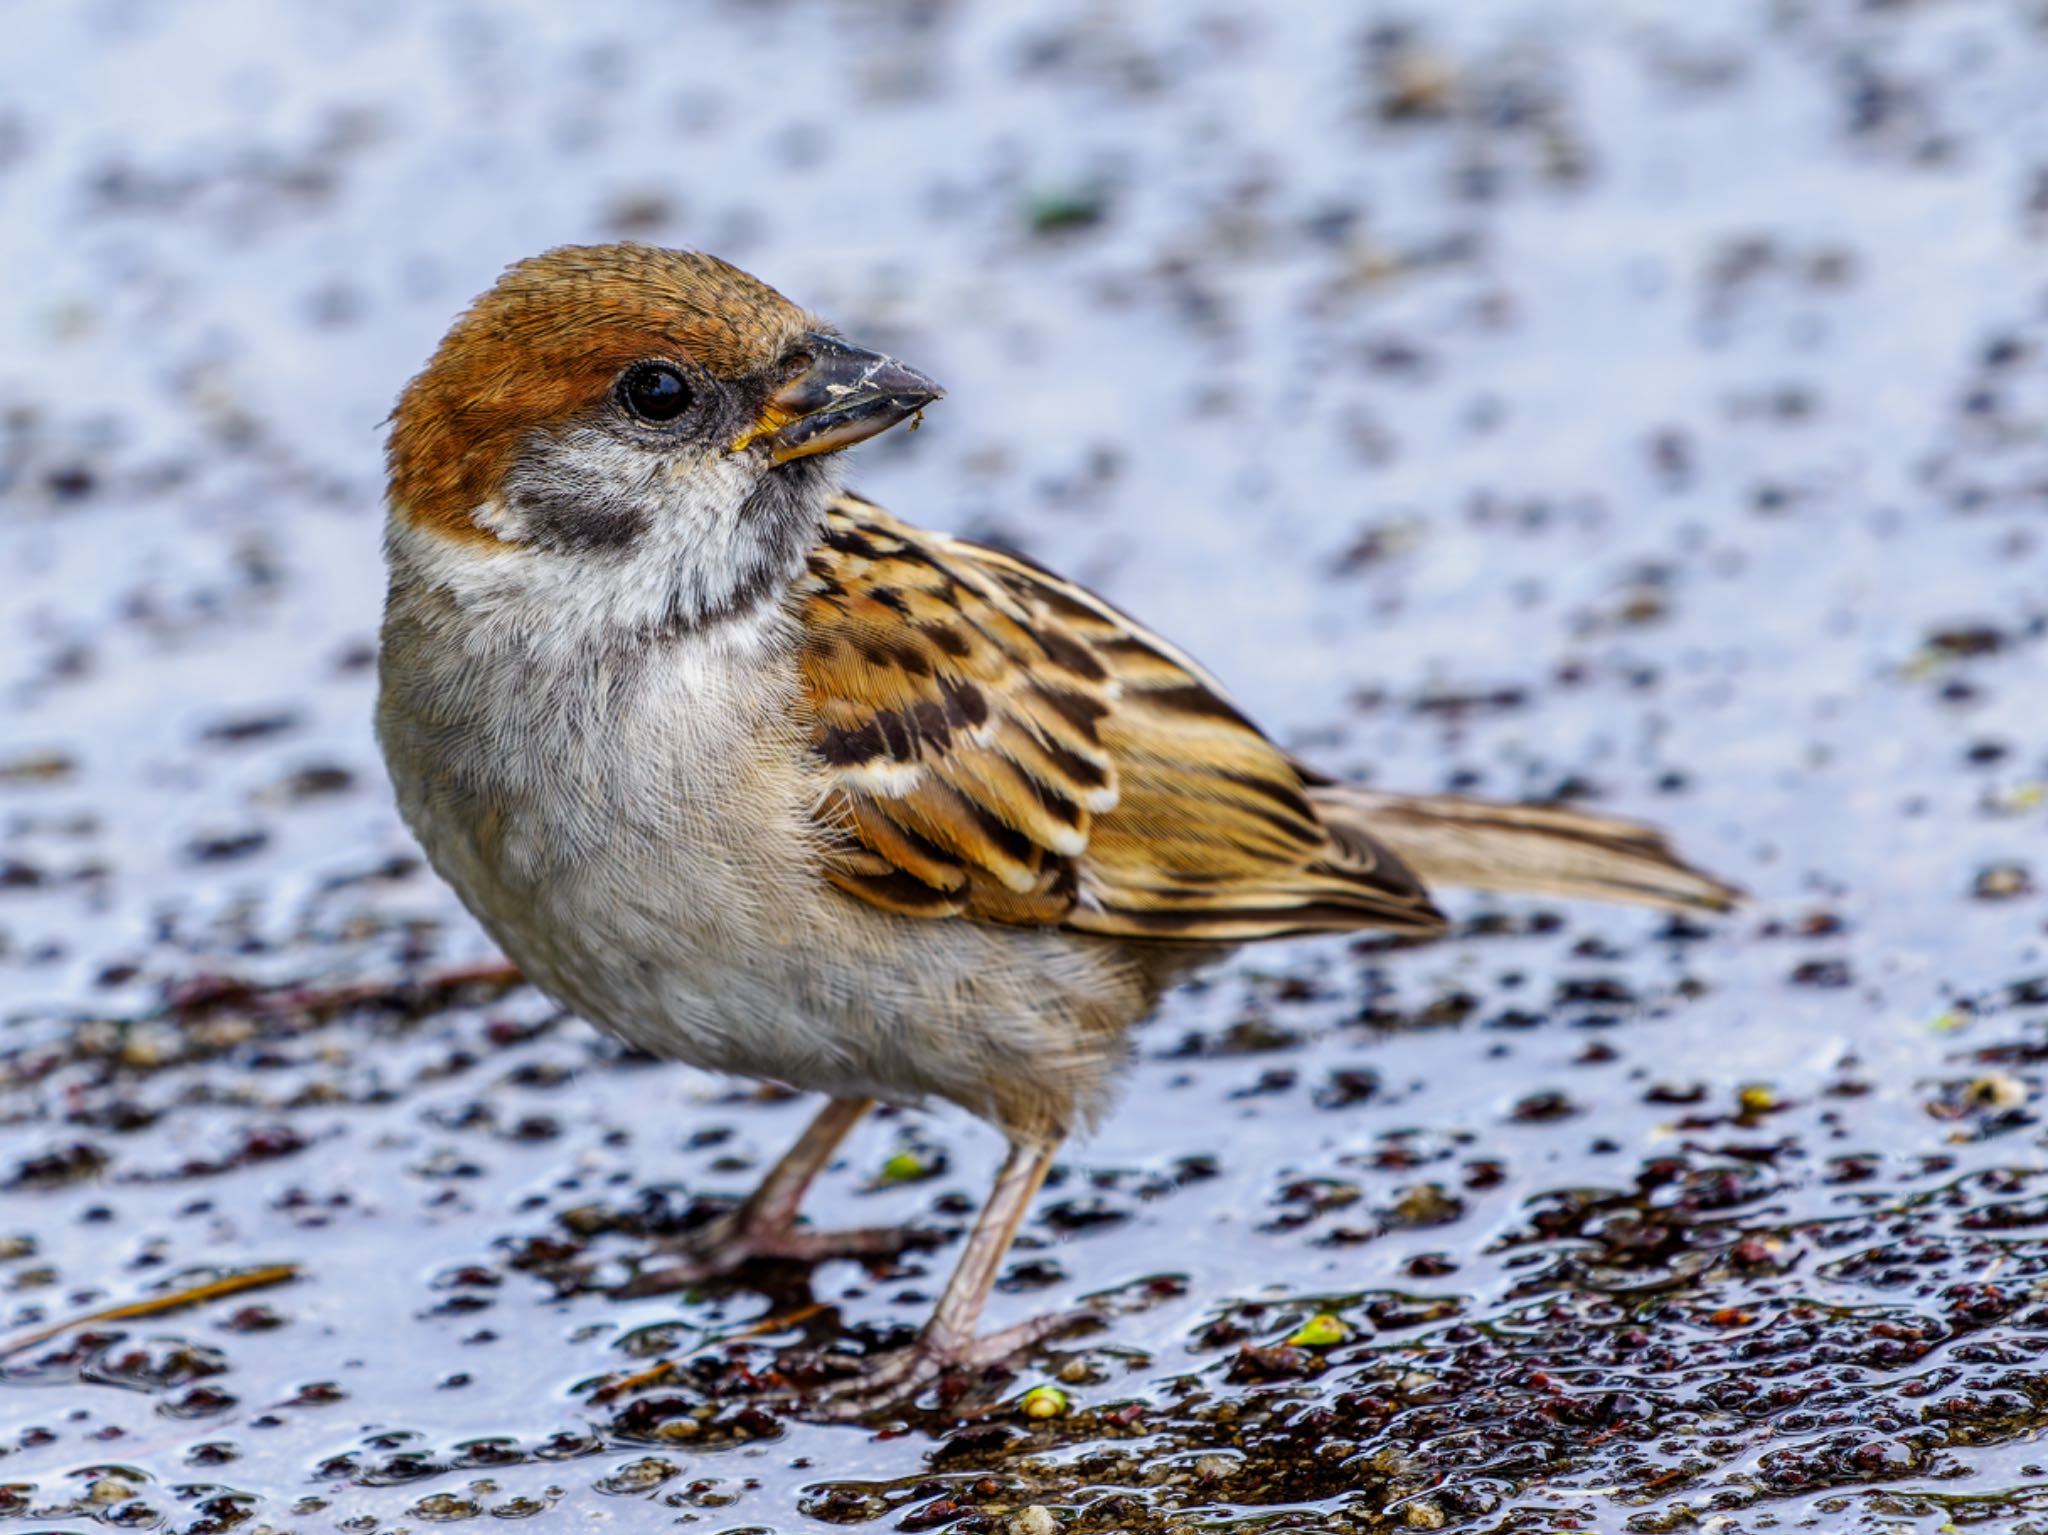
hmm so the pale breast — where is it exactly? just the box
[376,587,1171,1137]
[379,592,823,1007]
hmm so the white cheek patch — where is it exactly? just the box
[388,431,840,658]
[468,497,527,542]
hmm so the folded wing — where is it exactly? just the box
[796,496,1446,942]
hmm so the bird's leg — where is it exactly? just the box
[807,1136,1097,1416]
[920,1136,1056,1357]
[720,1095,876,1245]
[613,1096,934,1297]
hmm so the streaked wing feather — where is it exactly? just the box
[797,495,1446,942]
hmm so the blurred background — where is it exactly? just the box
[3,2,2047,1530]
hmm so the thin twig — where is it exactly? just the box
[0,1264,300,1358]
[162,961,525,1024]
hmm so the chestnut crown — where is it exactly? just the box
[387,244,820,540]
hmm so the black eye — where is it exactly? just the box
[619,362,693,422]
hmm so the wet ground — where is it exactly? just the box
[4,0,2048,1529]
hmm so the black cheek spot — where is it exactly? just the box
[519,487,650,555]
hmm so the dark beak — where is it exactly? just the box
[733,333,943,465]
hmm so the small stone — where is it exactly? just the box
[1510,1089,1578,1122]
[874,1147,941,1185]
[1285,1312,1352,1348]
[1026,185,1108,236]
[1404,1499,1447,1529]
[1378,46,1456,121]
[1387,1183,1464,1227]
[88,1474,145,1504]
[1228,1344,1313,1381]
[409,1492,482,1521]
[119,1025,178,1069]
[597,1456,677,1494]
[1018,1384,1068,1419]
[1737,1083,1779,1114]
[1984,781,2045,816]
[275,764,356,800]
[183,828,270,864]
[1966,1073,2029,1111]
[556,1203,614,1237]
[1973,862,2033,900]
[0,751,74,783]
[1009,1507,1058,1535]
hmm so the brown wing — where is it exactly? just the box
[796,495,1446,942]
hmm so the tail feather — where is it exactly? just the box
[1311,788,1741,914]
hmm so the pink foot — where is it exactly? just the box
[609,1212,941,1299]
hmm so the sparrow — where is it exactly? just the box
[377,244,1737,1413]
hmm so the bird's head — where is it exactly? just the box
[385,243,940,636]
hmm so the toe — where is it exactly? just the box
[954,1306,1101,1367]
[609,1219,939,1299]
